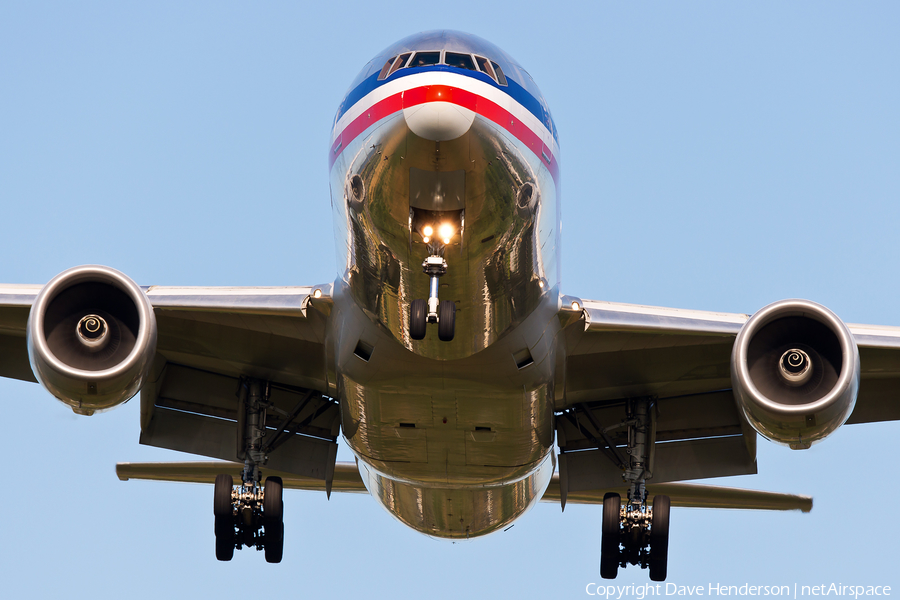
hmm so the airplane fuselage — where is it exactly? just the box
[328,31,563,537]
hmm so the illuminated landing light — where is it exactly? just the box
[423,225,434,237]
[538,280,544,289]
[313,289,322,299]
[438,223,454,241]
[423,236,430,243]
[571,301,581,311]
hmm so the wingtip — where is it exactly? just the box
[801,497,813,513]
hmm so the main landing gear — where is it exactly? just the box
[213,474,284,563]
[600,492,670,581]
[409,251,455,342]
[213,378,285,563]
[599,398,671,581]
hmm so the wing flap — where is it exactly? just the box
[140,363,339,480]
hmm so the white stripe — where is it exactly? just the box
[332,72,560,159]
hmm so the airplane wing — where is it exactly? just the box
[557,298,900,505]
[0,281,342,492]
[115,460,812,512]
[0,285,42,383]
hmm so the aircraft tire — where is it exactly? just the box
[438,300,455,342]
[410,299,427,340]
[264,477,284,523]
[264,477,284,564]
[214,474,233,518]
[265,522,284,564]
[600,493,620,579]
[649,495,670,582]
[214,516,234,561]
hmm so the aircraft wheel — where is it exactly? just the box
[438,300,455,342]
[265,522,284,564]
[600,492,620,579]
[649,495,670,582]
[214,516,234,561]
[264,477,284,522]
[410,299,427,340]
[264,477,284,564]
[214,474,233,517]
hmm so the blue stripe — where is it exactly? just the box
[334,65,559,146]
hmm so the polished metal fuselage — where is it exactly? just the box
[327,31,562,538]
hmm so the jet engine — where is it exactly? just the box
[26,265,157,415]
[730,299,859,449]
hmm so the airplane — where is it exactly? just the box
[1,29,898,581]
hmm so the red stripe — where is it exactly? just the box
[329,85,560,184]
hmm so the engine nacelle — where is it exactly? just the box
[731,299,859,449]
[26,265,157,415]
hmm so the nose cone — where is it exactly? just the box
[403,102,475,141]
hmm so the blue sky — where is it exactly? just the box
[1,2,898,597]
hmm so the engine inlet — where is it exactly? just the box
[730,298,860,448]
[779,348,812,386]
[77,314,110,350]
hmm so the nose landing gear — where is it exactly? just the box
[409,252,455,342]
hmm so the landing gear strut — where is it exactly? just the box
[213,378,285,563]
[599,398,671,581]
[409,249,455,342]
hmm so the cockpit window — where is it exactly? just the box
[474,56,494,79]
[388,53,411,76]
[409,51,441,67]
[490,61,508,86]
[378,57,396,80]
[445,52,476,71]
[377,51,508,85]
[378,53,413,80]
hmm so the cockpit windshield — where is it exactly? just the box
[409,51,441,67]
[444,52,476,71]
[376,50,508,86]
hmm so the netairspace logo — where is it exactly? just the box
[584,583,893,600]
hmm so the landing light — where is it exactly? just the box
[423,236,430,243]
[423,225,434,237]
[313,289,322,299]
[438,223,454,244]
[571,301,581,311]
